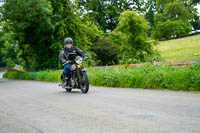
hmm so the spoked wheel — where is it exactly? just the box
[65,88,72,92]
[80,72,89,94]
[64,80,72,92]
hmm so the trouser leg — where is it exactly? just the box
[64,65,70,78]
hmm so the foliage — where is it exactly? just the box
[4,62,200,91]
[49,0,102,68]
[0,54,5,67]
[77,0,146,32]
[191,0,200,30]
[0,0,199,70]
[88,63,200,91]
[0,0,102,70]
[0,27,24,67]
[3,70,62,82]
[193,0,200,4]
[152,20,192,39]
[1,0,55,70]
[191,13,200,30]
[92,33,120,66]
[115,10,158,64]
[1,42,19,67]
[0,32,6,67]
[152,0,193,39]
[144,0,156,36]
[78,0,160,36]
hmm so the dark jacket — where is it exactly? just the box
[59,46,85,65]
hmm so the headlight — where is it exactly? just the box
[71,64,76,70]
[75,56,83,64]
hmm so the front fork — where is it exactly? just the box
[76,67,86,88]
[76,69,82,84]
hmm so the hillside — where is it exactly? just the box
[156,34,200,62]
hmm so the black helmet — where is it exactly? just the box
[64,37,73,45]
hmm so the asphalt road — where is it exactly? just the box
[0,73,200,133]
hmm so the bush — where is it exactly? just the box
[152,20,192,39]
[115,10,158,64]
[92,33,120,66]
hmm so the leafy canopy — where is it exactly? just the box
[77,0,146,31]
[115,10,157,63]
[152,0,193,39]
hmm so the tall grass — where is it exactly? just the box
[88,63,200,91]
[3,70,62,82]
[3,63,200,91]
[156,34,200,62]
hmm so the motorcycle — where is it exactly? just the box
[59,53,89,94]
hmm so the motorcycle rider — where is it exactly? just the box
[59,37,87,87]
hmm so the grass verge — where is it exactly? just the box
[4,63,200,91]
[88,63,200,91]
[3,70,62,82]
[3,63,200,91]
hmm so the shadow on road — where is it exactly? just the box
[53,89,93,96]
[54,90,83,95]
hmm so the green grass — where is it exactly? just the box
[3,70,62,82]
[4,63,200,91]
[87,63,200,91]
[156,34,200,62]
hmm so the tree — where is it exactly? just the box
[193,0,200,5]
[144,0,156,26]
[77,0,146,32]
[191,0,200,30]
[0,0,102,69]
[0,32,6,67]
[152,20,192,39]
[152,0,193,39]
[191,14,200,30]
[115,10,157,63]
[50,0,102,67]
[1,0,55,70]
[0,29,24,67]
[144,0,156,36]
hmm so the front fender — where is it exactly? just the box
[81,68,86,72]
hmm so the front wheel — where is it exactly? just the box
[80,72,89,94]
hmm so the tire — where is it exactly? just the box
[61,72,65,82]
[66,89,72,92]
[80,72,89,94]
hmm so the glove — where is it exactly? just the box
[83,56,88,61]
[62,60,70,66]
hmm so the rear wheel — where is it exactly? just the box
[61,72,65,82]
[64,79,72,92]
[65,89,72,92]
[80,72,89,94]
